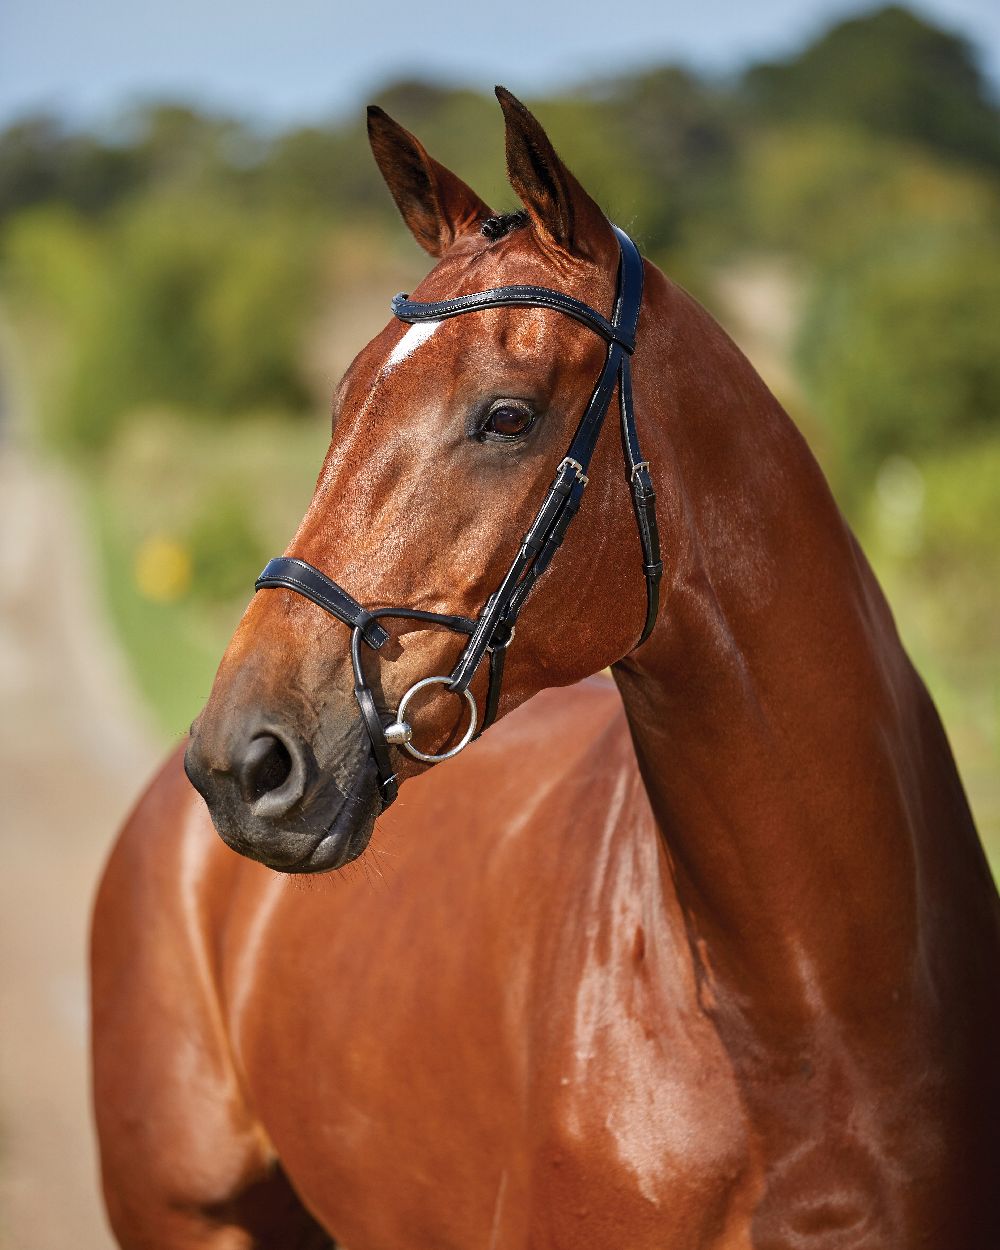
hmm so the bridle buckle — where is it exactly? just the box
[487,624,516,654]
[558,457,589,487]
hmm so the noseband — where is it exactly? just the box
[255,224,661,808]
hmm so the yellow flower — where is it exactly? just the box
[134,535,192,603]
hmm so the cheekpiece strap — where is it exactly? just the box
[443,223,654,700]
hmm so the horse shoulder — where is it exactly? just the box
[91,747,329,1246]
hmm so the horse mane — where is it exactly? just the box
[480,210,529,241]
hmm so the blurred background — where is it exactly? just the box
[1,1,998,1245]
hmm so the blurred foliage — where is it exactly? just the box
[743,5,1000,168]
[88,410,329,729]
[734,124,999,261]
[798,231,1000,497]
[0,4,997,859]
[5,198,314,452]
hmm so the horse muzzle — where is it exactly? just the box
[183,718,381,873]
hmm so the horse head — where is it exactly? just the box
[184,89,659,871]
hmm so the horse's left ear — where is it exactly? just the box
[495,86,616,264]
[367,106,494,256]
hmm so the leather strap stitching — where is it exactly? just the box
[256,557,389,649]
[392,287,634,354]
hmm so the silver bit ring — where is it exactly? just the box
[387,676,478,763]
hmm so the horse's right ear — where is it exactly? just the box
[367,106,494,257]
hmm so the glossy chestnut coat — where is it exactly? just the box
[92,91,1000,1249]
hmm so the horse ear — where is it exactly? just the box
[495,86,614,262]
[367,106,494,257]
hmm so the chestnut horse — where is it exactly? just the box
[92,91,1000,1248]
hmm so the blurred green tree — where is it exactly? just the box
[598,67,739,256]
[798,230,1000,496]
[744,5,1000,169]
[0,116,143,218]
[4,198,315,453]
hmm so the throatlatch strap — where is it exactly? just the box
[256,558,389,650]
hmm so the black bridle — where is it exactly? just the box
[255,223,661,809]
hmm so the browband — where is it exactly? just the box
[391,287,636,354]
[256,223,662,809]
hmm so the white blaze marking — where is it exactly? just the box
[385,319,441,371]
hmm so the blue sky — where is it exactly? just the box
[2,0,998,130]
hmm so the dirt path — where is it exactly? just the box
[0,334,160,1247]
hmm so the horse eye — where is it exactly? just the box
[481,402,535,441]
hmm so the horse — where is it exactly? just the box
[91,89,1000,1248]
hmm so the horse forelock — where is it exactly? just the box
[480,210,529,242]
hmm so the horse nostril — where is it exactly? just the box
[238,734,293,803]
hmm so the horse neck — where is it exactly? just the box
[611,270,990,1035]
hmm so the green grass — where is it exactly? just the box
[85,480,234,740]
[82,408,329,740]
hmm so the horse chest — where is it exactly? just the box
[232,890,754,1250]
[222,705,759,1246]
